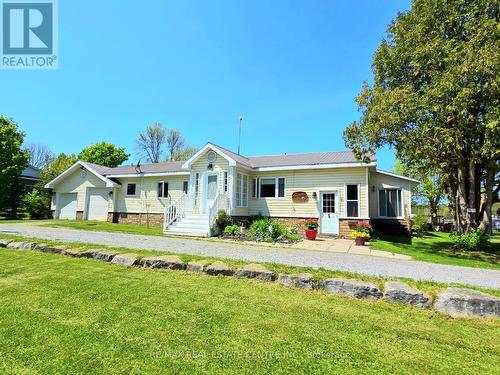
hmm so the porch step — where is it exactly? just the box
[164,213,210,236]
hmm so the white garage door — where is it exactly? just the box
[58,193,77,220]
[87,189,110,221]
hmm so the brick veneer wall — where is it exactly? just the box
[108,212,164,227]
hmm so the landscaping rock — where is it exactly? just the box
[93,251,117,262]
[63,248,86,257]
[434,288,500,318]
[0,238,11,247]
[320,278,382,300]
[111,254,140,267]
[235,264,276,281]
[186,260,210,273]
[278,273,313,289]
[205,261,233,276]
[141,255,186,270]
[6,241,34,250]
[78,249,101,259]
[383,281,431,308]
[33,244,66,254]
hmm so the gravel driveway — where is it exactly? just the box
[1,223,499,289]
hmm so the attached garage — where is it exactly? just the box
[57,193,77,219]
[86,188,110,221]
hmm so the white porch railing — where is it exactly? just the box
[208,193,230,232]
[163,193,194,231]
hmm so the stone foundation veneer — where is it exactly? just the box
[108,212,164,227]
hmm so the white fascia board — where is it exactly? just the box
[376,169,420,183]
[105,171,190,178]
[253,162,376,172]
[44,161,119,189]
[182,143,239,168]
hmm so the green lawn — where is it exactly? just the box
[0,248,498,374]
[40,220,165,236]
[370,232,500,270]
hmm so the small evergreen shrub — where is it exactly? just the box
[411,215,430,237]
[22,190,51,219]
[224,225,240,235]
[249,219,286,242]
[450,229,490,252]
[215,210,232,233]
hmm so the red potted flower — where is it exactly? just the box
[350,221,373,246]
[304,219,319,240]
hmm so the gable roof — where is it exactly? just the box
[44,161,121,189]
[183,142,375,170]
[103,161,187,177]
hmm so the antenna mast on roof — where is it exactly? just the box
[237,115,244,155]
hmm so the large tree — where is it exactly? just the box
[166,129,186,161]
[25,143,54,169]
[0,116,29,217]
[39,153,77,187]
[344,0,499,233]
[78,142,129,168]
[394,160,445,228]
[136,123,166,163]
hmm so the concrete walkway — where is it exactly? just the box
[1,223,499,289]
[228,237,412,260]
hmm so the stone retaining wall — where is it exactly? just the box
[3,237,497,319]
[108,212,164,227]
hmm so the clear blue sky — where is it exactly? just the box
[0,0,410,169]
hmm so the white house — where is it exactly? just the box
[45,142,418,237]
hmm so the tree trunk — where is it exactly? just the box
[479,166,494,234]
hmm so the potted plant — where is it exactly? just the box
[351,221,373,245]
[351,230,370,245]
[304,219,319,240]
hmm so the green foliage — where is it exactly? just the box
[343,0,500,233]
[171,145,199,161]
[450,229,490,252]
[39,153,77,188]
[287,226,299,234]
[249,219,286,242]
[77,142,129,168]
[22,190,51,219]
[411,215,430,237]
[215,210,232,233]
[304,220,319,230]
[223,225,240,235]
[0,116,29,217]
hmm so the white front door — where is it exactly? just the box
[202,173,219,214]
[320,191,339,234]
[87,188,110,221]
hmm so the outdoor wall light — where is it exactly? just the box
[312,192,317,199]
[207,163,214,170]
[108,191,113,197]
[372,186,376,192]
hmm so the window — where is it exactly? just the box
[346,185,359,217]
[126,183,136,196]
[183,181,189,194]
[223,172,228,193]
[252,178,259,198]
[236,173,248,207]
[379,189,402,217]
[258,177,285,198]
[157,182,169,198]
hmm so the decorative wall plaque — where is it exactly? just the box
[292,191,308,203]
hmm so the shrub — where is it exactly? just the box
[450,229,490,252]
[215,210,232,232]
[22,190,50,219]
[249,219,286,242]
[411,215,429,237]
[224,225,240,236]
[304,219,319,230]
[287,226,299,234]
